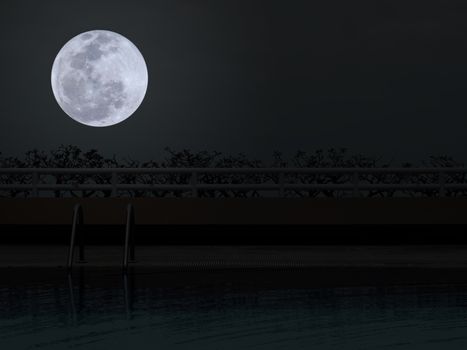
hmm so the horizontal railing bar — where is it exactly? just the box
[2,184,467,191]
[1,167,467,174]
[0,184,112,190]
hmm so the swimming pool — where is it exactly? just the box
[1,268,467,349]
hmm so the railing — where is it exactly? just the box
[1,167,467,198]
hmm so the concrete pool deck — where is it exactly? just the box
[1,245,467,269]
[2,198,467,225]
[2,199,467,269]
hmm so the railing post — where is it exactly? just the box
[279,172,285,198]
[352,172,359,198]
[191,172,198,198]
[32,171,38,197]
[111,171,118,197]
[439,171,446,198]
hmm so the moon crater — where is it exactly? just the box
[51,30,148,127]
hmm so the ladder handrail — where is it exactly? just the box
[67,203,85,270]
[123,203,136,270]
[68,203,137,270]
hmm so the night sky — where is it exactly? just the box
[1,0,466,162]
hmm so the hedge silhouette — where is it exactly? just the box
[0,145,465,198]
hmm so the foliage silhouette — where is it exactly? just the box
[0,145,465,198]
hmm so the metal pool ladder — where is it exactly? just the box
[67,203,85,270]
[67,203,137,271]
[123,203,137,270]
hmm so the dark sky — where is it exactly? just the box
[1,0,467,162]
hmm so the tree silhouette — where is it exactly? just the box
[0,145,465,198]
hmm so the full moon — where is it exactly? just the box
[51,30,148,127]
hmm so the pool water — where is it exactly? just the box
[1,268,467,349]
